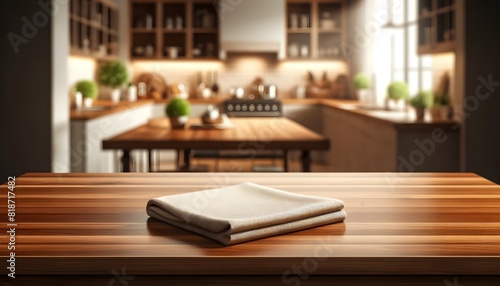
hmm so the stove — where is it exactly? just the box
[195,99,284,165]
[223,99,282,117]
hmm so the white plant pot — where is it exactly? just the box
[357,89,372,106]
[111,89,121,103]
[83,97,93,108]
[127,86,137,102]
[169,116,189,129]
[74,92,83,109]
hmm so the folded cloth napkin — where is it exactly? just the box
[146,182,346,245]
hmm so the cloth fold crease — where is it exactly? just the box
[147,182,346,245]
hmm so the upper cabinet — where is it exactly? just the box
[128,0,346,61]
[70,0,119,60]
[286,0,346,60]
[417,0,456,54]
[129,0,219,60]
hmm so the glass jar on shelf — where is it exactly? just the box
[290,13,298,29]
[320,12,335,29]
[300,45,309,58]
[288,42,299,58]
[300,14,309,28]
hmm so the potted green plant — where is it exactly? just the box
[410,91,434,121]
[353,73,372,106]
[75,80,99,108]
[386,81,409,111]
[430,93,450,121]
[166,98,191,129]
[98,61,128,103]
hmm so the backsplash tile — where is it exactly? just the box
[131,54,348,98]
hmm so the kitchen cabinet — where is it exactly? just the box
[129,0,219,60]
[69,0,119,60]
[283,103,325,163]
[321,104,460,172]
[417,0,456,54]
[71,102,154,172]
[286,0,347,60]
[283,103,323,135]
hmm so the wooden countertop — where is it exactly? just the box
[70,98,460,132]
[319,100,460,131]
[1,173,500,284]
[162,98,460,131]
[70,99,155,121]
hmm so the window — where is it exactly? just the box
[372,0,432,103]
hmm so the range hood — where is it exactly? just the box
[219,0,285,59]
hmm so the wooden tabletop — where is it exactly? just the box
[1,172,500,285]
[102,117,330,151]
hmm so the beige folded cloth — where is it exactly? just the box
[146,182,346,245]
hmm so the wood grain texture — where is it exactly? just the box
[102,117,330,150]
[1,172,499,284]
[3,275,500,286]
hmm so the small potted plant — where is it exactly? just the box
[75,80,99,108]
[353,73,372,106]
[386,81,409,111]
[410,91,434,121]
[430,93,450,121]
[98,61,128,103]
[166,98,191,129]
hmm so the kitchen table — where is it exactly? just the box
[102,117,330,172]
[1,172,500,285]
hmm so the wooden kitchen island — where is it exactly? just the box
[103,117,330,172]
[1,173,500,285]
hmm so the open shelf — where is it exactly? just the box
[129,0,220,60]
[70,0,119,60]
[417,0,456,55]
[286,0,346,60]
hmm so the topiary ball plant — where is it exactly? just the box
[166,98,191,129]
[98,61,128,88]
[410,91,434,109]
[387,81,409,101]
[353,73,372,90]
[75,80,99,99]
[434,93,451,106]
[166,98,191,118]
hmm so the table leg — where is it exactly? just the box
[175,150,180,170]
[121,150,131,172]
[148,150,153,172]
[183,149,191,171]
[301,150,311,172]
[283,150,289,172]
